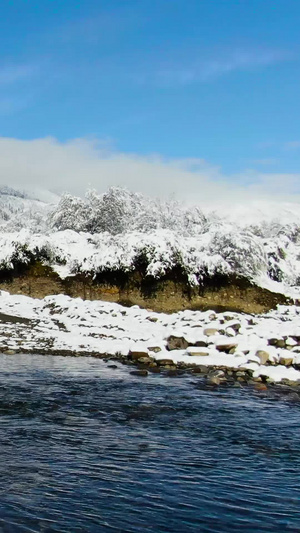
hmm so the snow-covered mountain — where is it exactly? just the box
[0,185,299,297]
[0,185,59,232]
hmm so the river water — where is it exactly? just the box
[0,353,300,532]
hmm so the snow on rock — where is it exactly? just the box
[0,290,300,383]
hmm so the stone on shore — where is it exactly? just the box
[166,335,189,351]
[256,350,270,365]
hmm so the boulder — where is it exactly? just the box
[146,316,158,323]
[254,383,268,391]
[130,370,148,377]
[225,327,236,337]
[203,328,219,337]
[192,365,209,374]
[216,342,238,353]
[225,320,241,333]
[137,357,153,365]
[166,335,189,351]
[188,347,210,356]
[206,369,226,385]
[268,338,286,348]
[157,359,175,366]
[194,340,208,347]
[209,369,225,378]
[279,356,294,367]
[147,346,162,353]
[149,367,161,373]
[129,350,149,361]
[207,376,221,386]
[256,350,270,365]
[281,378,300,386]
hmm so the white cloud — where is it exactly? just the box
[199,49,289,81]
[150,48,291,86]
[0,136,298,208]
[251,158,279,166]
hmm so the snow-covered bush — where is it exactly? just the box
[0,185,299,290]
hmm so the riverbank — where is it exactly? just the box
[0,268,289,314]
[1,290,300,388]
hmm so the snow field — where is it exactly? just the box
[0,291,300,383]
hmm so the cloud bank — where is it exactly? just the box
[0,136,299,211]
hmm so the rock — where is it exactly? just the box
[194,340,208,347]
[206,370,226,385]
[268,338,286,348]
[157,359,175,366]
[225,327,236,337]
[207,376,221,386]
[147,346,161,353]
[187,347,210,356]
[146,316,158,323]
[166,335,189,351]
[256,350,270,365]
[254,383,268,391]
[137,357,153,365]
[129,350,149,361]
[130,370,148,377]
[192,365,208,374]
[216,342,238,353]
[277,339,287,348]
[279,356,294,367]
[149,367,161,373]
[206,370,227,385]
[166,369,184,377]
[225,320,241,332]
[209,369,225,378]
[203,328,219,337]
[223,313,235,321]
[281,378,300,386]
[4,349,16,355]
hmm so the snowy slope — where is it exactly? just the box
[0,186,299,297]
[0,185,58,232]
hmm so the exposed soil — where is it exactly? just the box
[0,262,289,313]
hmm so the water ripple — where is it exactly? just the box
[0,353,299,532]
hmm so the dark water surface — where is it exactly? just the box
[0,354,299,532]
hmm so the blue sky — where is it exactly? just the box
[0,0,300,198]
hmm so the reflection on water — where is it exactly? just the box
[0,353,299,532]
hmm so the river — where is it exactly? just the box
[0,353,299,532]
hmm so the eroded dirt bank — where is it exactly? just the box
[0,262,288,313]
